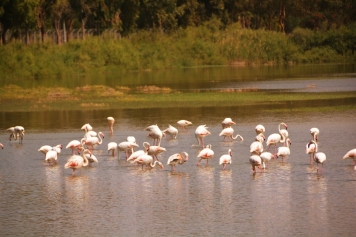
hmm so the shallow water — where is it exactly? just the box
[0,108,356,236]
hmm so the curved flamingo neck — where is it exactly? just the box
[232,134,244,141]
[82,150,89,166]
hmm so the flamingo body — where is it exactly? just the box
[66,140,81,155]
[255,124,265,135]
[342,148,356,168]
[219,127,244,141]
[64,148,91,176]
[219,149,232,170]
[193,125,211,148]
[107,142,118,156]
[197,144,214,165]
[177,120,192,131]
[249,154,262,172]
[163,125,178,139]
[221,118,235,128]
[167,152,189,172]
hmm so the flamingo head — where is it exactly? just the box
[283,123,288,130]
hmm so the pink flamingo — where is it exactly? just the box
[219,149,232,170]
[167,152,189,172]
[192,125,211,148]
[177,120,192,131]
[197,144,214,166]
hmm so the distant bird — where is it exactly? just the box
[221,118,235,128]
[255,124,265,135]
[250,134,265,155]
[342,148,356,168]
[177,120,192,131]
[64,148,92,176]
[306,140,318,165]
[308,140,326,173]
[107,117,115,134]
[197,144,214,166]
[163,125,178,139]
[118,141,139,160]
[66,140,81,155]
[310,128,319,141]
[219,127,244,141]
[39,144,62,159]
[260,152,274,169]
[107,142,118,156]
[192,125,211,148]
[81,132,104,150]
[167,152,189,172]
[249,154,263,173]
[276,138,292,162]
[219,149,232,170]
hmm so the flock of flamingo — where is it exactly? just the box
[2,117,356,175]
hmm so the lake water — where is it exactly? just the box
[0,64,356,236]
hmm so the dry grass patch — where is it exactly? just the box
[136,85,172,93]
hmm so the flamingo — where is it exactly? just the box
[127,136,136,144]
[81,132,104,150]
[66,140,81,155]
[84,130,98,139]
[276,138,292,162]
[306,140,318,165]
[221,118,235,129]
[219,127,244,141]
[14,126,25,144]
[177,120,192,131]
[85,152,98,166]
[266,123,287,155]
[260,152,274,169]
[192,125,211,148]
[342,148,356,168]
[6,127,16,141]
[134,153,164,170]
[249,154,263,173]
[255,124,265,135]
[278,122,288,146]
[64,148,92,176]
[219,149,232,170]
[107,142,118,156]
[0,143,3,149]
[45,146,62,164]
[163,125,178,139]
[310,128,319,141]
[127,142,150,163]
[118,141,139,160]
[147,144,166,161]
[167,152,189,172]
[197,144,214,166]
[308,141,326,174]
[107,117,115,134]
[145,125,165,146]
[250,134,264,155]
[81,123,93,131]
[39,144,62,159]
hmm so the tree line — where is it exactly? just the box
[0,0,355,45]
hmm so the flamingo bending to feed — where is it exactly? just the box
[219,149,232,170]
[66,140,81,155]
[260,152,274,168]
[85,152,98,166]
[221,118,235,129]
[81,132,104,150]
[255,124,265,135]
[147,144,166,161]
[107,142,118,156]
[107,117,115,134]
[118,141,139,160]
[177,120,192,131]
[39,144,62,159]
[219,127,244,141]
[6,127,16,141]
[81,123,93,131]
[197,144,214,166]
[306,140,318,165]
[276,138,292,162]
[192,125,211,148]
[342,148,356,168]
[145,125,165,146]
[163,125,178,139]
[127,136,136,144]
[167,152,189,172]
[308,141,326,174]
[14,126,25,144]
[127,142,150,163]
[45,146,62,164]
[134,153,164,170]
[249,154,263,173]
[64,148,92,176]
[310,128,319,141]
[250,134,265,155]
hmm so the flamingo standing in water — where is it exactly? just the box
[13,126,25,144]
[39,144,62,159]
[266,122,287,156]
[45,146,62,165]
[81,132,104,150]
[192,125,211,148]
[342,148,356,168]
[279,122,288,145]
[66,140,81,155]
[85,152,98,166]
[127,142,150,163]
[118,141,139,160]
[249,154,263,173]
[219,149,232,170]
[147,144,166,161]
[163,125,178,139]
[6,127,16,141]
[276,138,292,162]
[308,140,326,174]
[310,128,319,141]
[197,144,214,166]
[64,148,92,176]
[260,152,274,169]
[219,127,244,141]
[134,152,164,170]
[107,142,118,156]
[145,125,165,146]
[250,134,264,155]
[107,117,115,134]
[221,118,235,129]
[306,140,318,165]
[177,120,192,131]
[167,152,189,172]
[255,124,265,135]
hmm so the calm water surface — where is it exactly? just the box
[0,64,356,236]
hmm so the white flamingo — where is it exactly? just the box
[255,124,265,135]
[118,141,139,160]
[107,117,115,134]
[163,125,178,139]
[219,149,232,170]
[85,152,98,166]
[127,136,136,144]
[249,154,263,173]
[134,153,164,170]
[81,123,93,131]
[306,140,318,165]
[219,127,244,141]
[279,122,288,145]
[64,148,92,176]
[177,120,192,131]
[45,146,62,164]
[192,125,211,148]
[310,128,319,141]
[276,138,292,162]
[197,144,214,166]
[81,132,104,150]
[145,124,165,146]
[221,118,235,128]
[266,123,287,155]
[308,140,326,174]
[14,126,25,144]
[39,144,62,159]
[127,142,150,163]
[147,144,166,161]
[167,152,189,172]
[6,127,16,141]
[66,140,81,155]
[260,152,274,169]
[342,148,356,168]
[250,134,265,155]
[107,142,118,156]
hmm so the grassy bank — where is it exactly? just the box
[0,24,355,80]
[1,84,355,112]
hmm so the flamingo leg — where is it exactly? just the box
[197,159,202,166]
